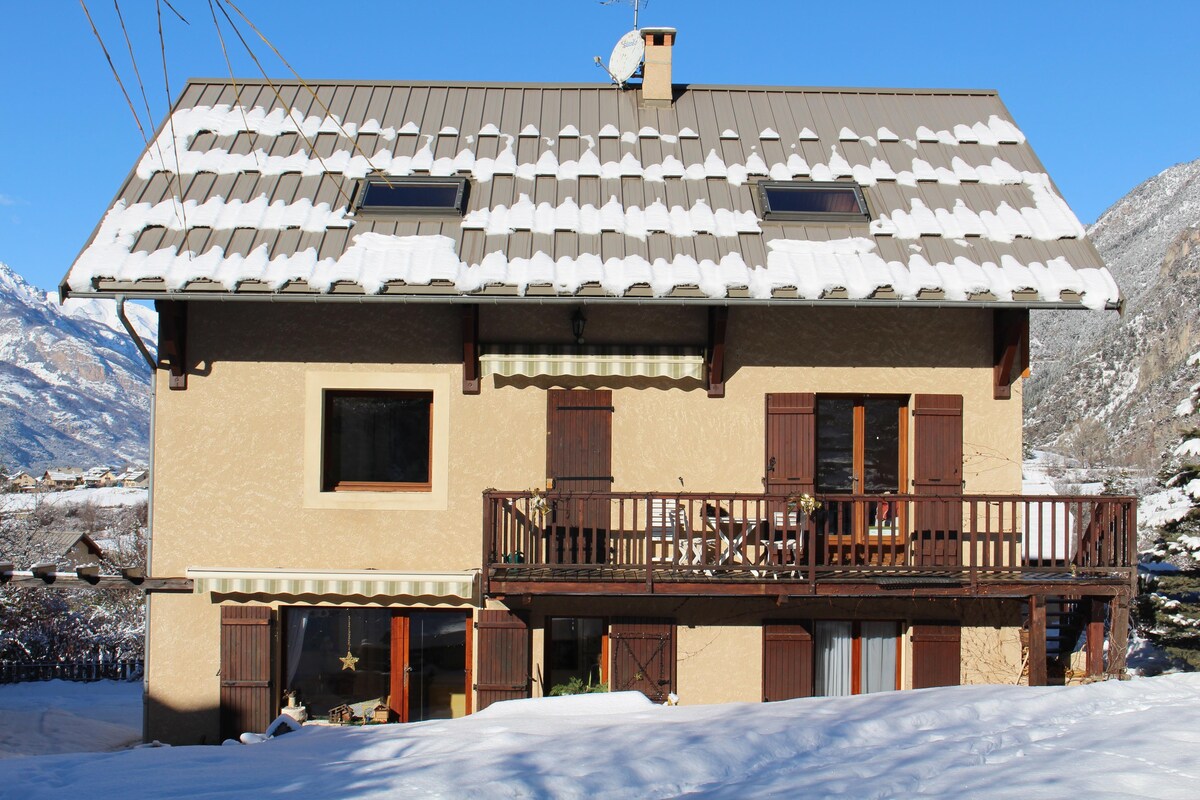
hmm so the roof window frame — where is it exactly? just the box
[352,175,470,217]
[754,180,871,223]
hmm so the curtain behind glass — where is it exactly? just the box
[860,621,898,693]
[285,609,310,689]
[814,621,852,696]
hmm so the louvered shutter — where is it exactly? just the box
[609,618,676,702]
[765,393,816,494]
[911,623,961,688]
[912,395,963,566]
[762,621,814,701]
[219,605,273,740]
[474,609,530,710]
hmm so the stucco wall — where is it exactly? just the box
[147,301,1024,741]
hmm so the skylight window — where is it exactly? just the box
[755,181,869,223]
[354,176,468,215]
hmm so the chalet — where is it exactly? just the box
[5,471,37,492]
[118,469,149,489]
[61,28,1134,744]
[29,530,104,568]
[82,466,119,487]
[40,470,82,491]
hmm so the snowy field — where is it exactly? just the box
[0,680,141,760]
[1,676,1199,798]
[0,486,147,514]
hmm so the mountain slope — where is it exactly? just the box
[0,262,155,471]
[1026,158,1200,469]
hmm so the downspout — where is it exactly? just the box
[116,295,156,372]
[116,296,157,742]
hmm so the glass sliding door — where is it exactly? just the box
[813,620,899,696]
[859,621,899,694]
[283,607,393,720]
[814,621,853,696]
[403,612,469,722]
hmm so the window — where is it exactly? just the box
[322,390,432,492]
[284,607,393,720]
[755,181,869,222]
[354,176,468,215]
[546,617,606,692]
[813,620,899,696]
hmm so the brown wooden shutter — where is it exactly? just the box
[762,621,814,702]
[912,395,963,566]
[609,617,676,702]
[911,623,961,688]
[219,605,273,740]
[474,609,530,710]
[765,393,816,494]
[546,390,613,564]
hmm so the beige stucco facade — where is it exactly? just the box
[147,301,1025,743]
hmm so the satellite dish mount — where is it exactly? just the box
[595,28,645,87]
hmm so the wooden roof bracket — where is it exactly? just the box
[463,304,481,394]
[706,306,728,398]
[993,308,1029,400]
[156,299,188,391]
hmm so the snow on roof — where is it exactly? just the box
[63,81,1118,309]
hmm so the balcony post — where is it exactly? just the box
[482,492,494,597]
[1085,598,1106,678]
[645,494,654,593]
[1027,595,1047,686]
[1107,591,1131,679]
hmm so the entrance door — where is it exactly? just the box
[815,397,905,563]
[545,389,613,564]
[390,611,471,722]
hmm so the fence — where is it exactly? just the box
[0,658,143,684]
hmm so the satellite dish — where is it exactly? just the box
[608,29,645,86]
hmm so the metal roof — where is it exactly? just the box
[62,80,1118,309]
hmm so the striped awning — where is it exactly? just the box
[186,568,476,600]
[481,345,704,380]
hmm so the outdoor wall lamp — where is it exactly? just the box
[572,307,587,344]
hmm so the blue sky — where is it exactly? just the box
[1,0,1197,292]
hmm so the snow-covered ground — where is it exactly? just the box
[1,676,1199,798]
[0,486,147,514]
[0,680,141,760]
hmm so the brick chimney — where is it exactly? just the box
[640,27,676,107]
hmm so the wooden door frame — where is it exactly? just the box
[390,609,473,723]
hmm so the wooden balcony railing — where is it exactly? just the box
[482,491,1137,595]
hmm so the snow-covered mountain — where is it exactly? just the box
[0,261,155,471]
[1026,158,1200,471]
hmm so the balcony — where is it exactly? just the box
[483,492,1138,597]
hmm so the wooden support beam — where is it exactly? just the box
[30,561,56,581]
[993,309,1029,400]
[156,299,189,390]
[706,306,728,398]
[75,564,101,584]
[120,566,146,583]
[1085,598,1106,678]
[1107,592,1131,679]
[0,569,190,592]
[1027,594,1048,686]
[462,304,481,395]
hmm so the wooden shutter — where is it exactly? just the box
[912,395,963,566]
[610,618,676,702]
[762,621,814,702]
[911,623,961,688]
[474,609,530,710]
[219,606,273,740]
[765,393,816,494]
[546,390,613,564]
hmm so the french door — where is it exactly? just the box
[815,396,904,498]
[390,611,471,722]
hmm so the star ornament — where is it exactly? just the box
[340,649,359,671]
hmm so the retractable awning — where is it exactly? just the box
[480,345,704,380]
[186,568,477,601]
